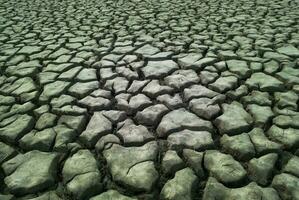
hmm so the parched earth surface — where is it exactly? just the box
[0,0,299,199]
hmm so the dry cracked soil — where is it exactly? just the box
[0,0,299,199]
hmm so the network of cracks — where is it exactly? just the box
[0,0,299,199]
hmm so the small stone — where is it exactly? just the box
[18,45,42,54]
[274,91,298,111]
[264,60,280,74]
[192,57,217,70]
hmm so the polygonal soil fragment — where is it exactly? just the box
[183,85,221,101]
[135,104,169,126]
[209,75,238,93]
[19,128,57,152]
[182,149,205,178]
[247,104,274,127]
[248,153,278,186]
[0,114,34,144]
[0,142,16,164]
[62,150,102,200]
[168,129,214,150]
[103,141,158,192]
[164,69,199,89]
[189,97,221,120]
[90,190,137,200]
[272,173,299,200]
[203,177,280,200]
[267,125,299,149]
[160,168,198,200]
[79,112,112,147]
[141,60,179,78]
[215,101,253,135]
[248,128,282,155]
[282,156,299,177]
[277,45,299,57]
[2,150,59,195]
[226,59,250,77]
[116,119,154,145]
[68,81,99,98]
[246,72,284,92]
[157,108,213,137]
[161,150,184,175]
[204,150,247,185]
[220,133,255,161]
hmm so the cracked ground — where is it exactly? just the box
[0,0,299,199]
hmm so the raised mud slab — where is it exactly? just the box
[0,0,299,199]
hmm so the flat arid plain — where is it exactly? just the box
[0,0,299,199]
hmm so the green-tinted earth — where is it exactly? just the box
[0,0,299,199]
